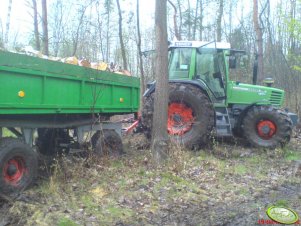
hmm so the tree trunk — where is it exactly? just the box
[152,0,169,163]
[167,0,181,40]
[72,5,88,56]
[4,0,13,46]
[187,0,191,40]
[176,0,183,39]
[136,0,145,110]
[192,0,199,40]
[32,0,40,51]
[116,0,128,70]
[41,0,49,56]
[199,0,203,40]
[216,0,224,42]
[253,0,264,82]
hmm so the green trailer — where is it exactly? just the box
[0,50,140,195]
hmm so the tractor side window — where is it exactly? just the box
[169,48,192,79]
[196,50,225,98]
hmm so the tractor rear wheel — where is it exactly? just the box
[141,84,214,149]
[243,106,293,148]
[0,138,38,195]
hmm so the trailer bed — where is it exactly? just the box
[0,51,140,115]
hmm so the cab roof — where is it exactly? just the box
[169,41,231,49]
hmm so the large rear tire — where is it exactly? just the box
[242,106,293,148]
[0,138,38,195]
[141,84,214,149]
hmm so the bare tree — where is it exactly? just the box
[168,0,181,40]
[216,0,224,41]
[199,0,203,40]
[72,4,89,56]
[32,0,40,51]
[136,0,145,109]
[152,0,169,163]
[4,0,13,46]
[41,0,49,55]
[116,0,128,70]
[253,0,264,82]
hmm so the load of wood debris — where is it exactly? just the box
[19,46,131,76]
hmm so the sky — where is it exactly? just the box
[0,0,280,47]
[0,0,155,43]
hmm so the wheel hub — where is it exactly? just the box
[257,120,277,139]
[3,157,26,184]
[173,114,182,123]
[7,164,18,176]
[168,103,195,135]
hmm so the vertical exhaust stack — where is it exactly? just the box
[263,78,274,87]
[253,54,258,85]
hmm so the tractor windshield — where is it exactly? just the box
[196,49,226,99]
[169,48,192,79]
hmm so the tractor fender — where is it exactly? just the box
[143,80,211,100]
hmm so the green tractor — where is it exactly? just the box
[141,41,297,149]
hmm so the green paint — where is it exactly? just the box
[168,43,285,108]
[0,51,139,115]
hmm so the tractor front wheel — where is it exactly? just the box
[243,106,293,148]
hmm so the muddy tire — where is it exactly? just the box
[141,84,214,149]
[243,106,293,148]
[91,130,124,157]
[0,138,38,195]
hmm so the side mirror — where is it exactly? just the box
[229,56,236,69]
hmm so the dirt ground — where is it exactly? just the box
[0,134,301,226]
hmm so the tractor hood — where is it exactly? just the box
[227,81,285,106]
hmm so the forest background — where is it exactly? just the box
[0,0,301,115]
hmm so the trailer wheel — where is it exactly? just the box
[243,106,293,148]
[91,130,124,157]
[0,138,38,195]
[141,84,214,149]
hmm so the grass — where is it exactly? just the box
[4,137,301,225]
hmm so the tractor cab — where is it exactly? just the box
[168,41,230,103]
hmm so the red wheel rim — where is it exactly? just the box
[257,120,277,139]
[167,102,195,135]
[3,157,26,185]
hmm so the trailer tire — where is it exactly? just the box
[0,138,38,195]
[243,106,293,148]
[141,84,214,149]
[91,130,124,157]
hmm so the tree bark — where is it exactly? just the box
[4,0,13,46]
[176,0,183,39]
[216,0,224,42]
[192,0,199,40]
[136,0,145,110]
[253,0,264,82]
[116,0,128,70]
[152,0,169,163]
[41,0,49,56]
[167,0,181,40]
[72,5,88,56]
[199,0,203,40]
[32,0,40,51]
